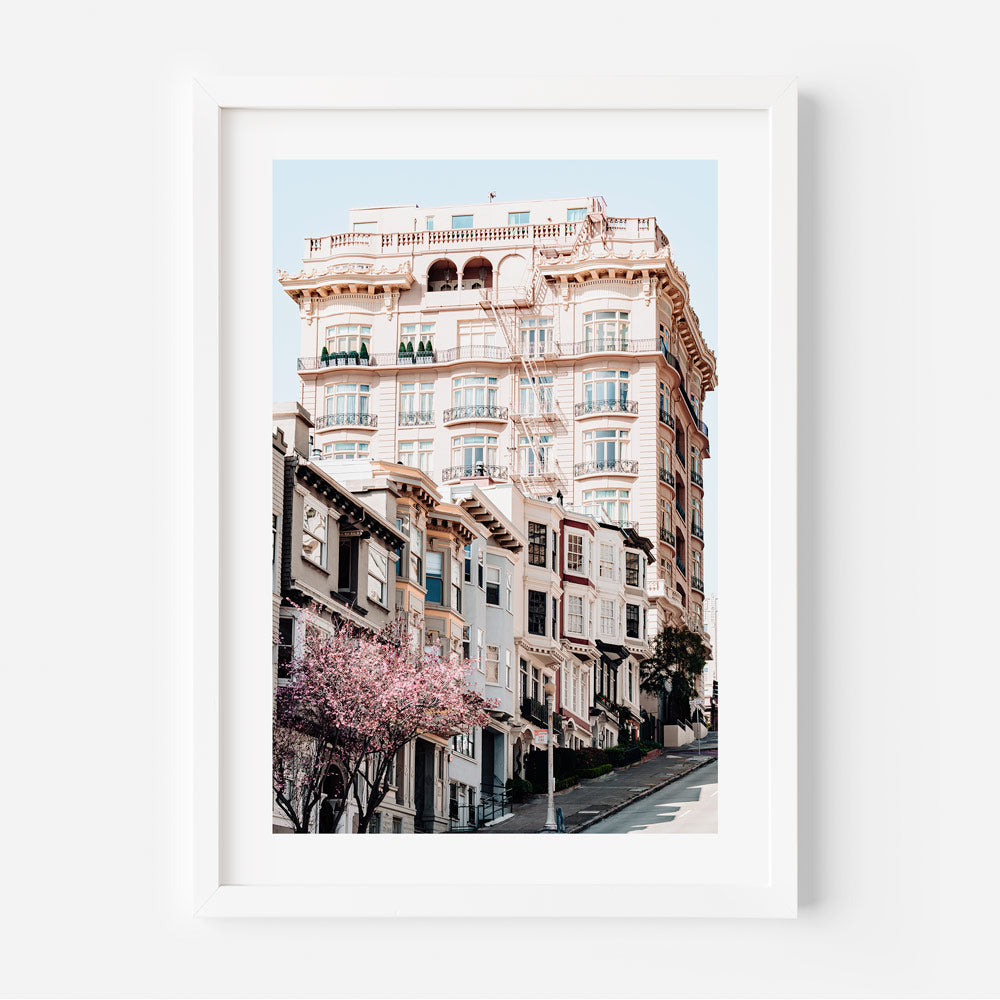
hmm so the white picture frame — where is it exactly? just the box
[193,76,797,918]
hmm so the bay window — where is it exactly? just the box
[600,599,616,638]
[582,310,629,352]
[302,501,328,568]
[323,441,369,461]
[583,428,629,468]
[567,595,584,635]
[451,434,498,475]
[397,439,432,471]
[325,324,371,356]
[527,590,546,636]
[519,317,552,357]
[566,532,586,574]
[583,488,630,524]
[486,566,500,606]
[367,546,388,605]
[452,375,499,415]
[425,551,443,605]
[518,375,553,415]
[518,434,551,476]
[582,369,630,408]
[456,319,497,353]
[324,382,371,420]
[528,522,547,567]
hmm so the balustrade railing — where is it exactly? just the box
[436,345,510,362]
[398,410,434,427]
[298,354,375,370]
[443,404,509,422]
[573,459,639,477]
[566,337,660,356]
[574,399,639,417]
[315,412,378,429]
[442,464,508,482]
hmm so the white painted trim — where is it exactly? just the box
[193,75,797,919]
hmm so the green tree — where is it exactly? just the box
[640,626,708,726]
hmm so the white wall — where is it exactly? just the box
[2,2,998,998]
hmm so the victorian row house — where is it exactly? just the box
[274,195,716,831]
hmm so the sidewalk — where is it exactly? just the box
[478,748,716,834]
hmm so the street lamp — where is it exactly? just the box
[543,679,557,831]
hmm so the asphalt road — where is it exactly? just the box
[581,757,718,834]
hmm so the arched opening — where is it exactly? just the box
[427,258,458,291]
[497,253,528,290]
[460,256,493,290]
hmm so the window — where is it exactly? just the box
[600,542,616,580]
[400,322,435,354]
[451,728,475,757]
[462,625,471,659]
[519,317,552,358]
[518,434,552,476]
[478,550,484,588]
[520,657,529,699]
[528,522,547,567]
[567,595,584,635]
[324,382,371,421]
[353,220,377,233]
[425,551,443,604]
[450,434,498,476]
[322,440,370,461]
[583,427,629,467]
[368,546,388,605]
[397,439,433,472]
[486,566,501,606]
[583,488,630,524]
[464,544,472,582]
[582,310,629,351]
[486,645,500,684]
[508,211,529,225]
[626,603,640,639]
[456,319,498,352]
[552,529,558,570]
[567,207,586,222]
[692,497,703,532]
[626,551,640,587]
[582,369,630,408]
[392,817,403,834]
[371,811,382,832]
[452,375,499,414]
[325,324,372,356]
[399,381,434,420]
[518,374,553,414]
[272,513,279,583]
[452,554,463,611]
[527,590,547,636]
[451,214,474,229]
[302,501,327,568]
[409,521,423,583]
[600,599,616,637]
[424,217,434,231]
[506,573,512,611]
[505,649,513,689]
[552,596,558,639]
[566,533,586,574]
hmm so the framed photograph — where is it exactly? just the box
[193,76,797,918]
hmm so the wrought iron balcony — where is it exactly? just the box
[692,523,704,540]
[442,464,508,482]
[692,576,705,593]
[675,447,687,468]
[314,411,378,429]
[675,500,686,520]
[658,408,675,428]
[298,354,375,370]
[442,404,509,423]
[659,527,675,547]
[659,467,675,488]
[521,696,549,727]
[691,471,704,487]
[567,337,660,356]
[573,459,639,478]
[574,398,639,417]
[397,410,434,427]
[676,556,686,576]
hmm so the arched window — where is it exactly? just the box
[427,258,458,291]
[460,256,493,290]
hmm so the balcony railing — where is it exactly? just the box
[477,786,512,827]
[692,576,705,593]
[298,354,376,370]
[315,412,378,429]
[674,500,685,520]
[442,404,509,423]
[573,459,639,478]
[574,399,639,417]
[692,523,705,540]
[675,447,686,468]
[442,464,508,482]
[691,471,704,487]
[567,337,660,356]
[521,696,549,727]
[676,556,686,576]
[658,467,675,488]
[393,350,438,366]
[659,527,675,547]
[658,408,675,428]
[398,410,434,427]
[436,345,510,362]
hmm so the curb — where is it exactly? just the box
[567,755,716,834]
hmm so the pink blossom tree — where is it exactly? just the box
[273,611,494,834]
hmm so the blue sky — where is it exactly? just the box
[273,160,717,593]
